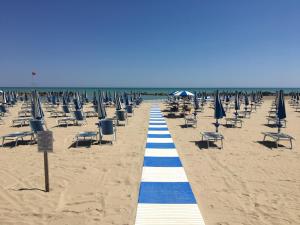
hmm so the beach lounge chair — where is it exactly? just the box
[225,117,243,128]
[0,119,45,147]
[18,109,31,117]
[74,131,98,147]
[57,110,86,127]
[84,106,98,117]
[184,113,197,127]
[50,105,69,118]
[0,104,9,116]
[99,119,116,144]
[126,105,134,117]
[12,117,31,127]
[200,132,224,149]
[115,110,127,126]
[262,132,294,149]
[266,118,287,127]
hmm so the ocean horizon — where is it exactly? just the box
[1,87,300,100]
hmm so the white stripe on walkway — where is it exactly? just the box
[149,125,168,128]
[141,167,188,182]
[149,121,166,124]
[135,204,205,225]
[146,138,173,143]
[145,148,178,157]
[147,131,170,135]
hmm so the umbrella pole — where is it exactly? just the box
[277,119,281,133]
[215,119,219,133]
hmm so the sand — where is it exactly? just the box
[0,98,299,225]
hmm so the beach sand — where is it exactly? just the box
[0,98,299,225]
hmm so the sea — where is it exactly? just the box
[0,87,299,100]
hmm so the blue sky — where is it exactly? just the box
[0,0,299,87]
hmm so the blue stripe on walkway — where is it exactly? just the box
[147,134,171,138]
[146,143,176,149]
[148,128,169,131]
[138,182,196,204]
[144,157,182,167]
[149,123,166,125]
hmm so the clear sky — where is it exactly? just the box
[0,0,299,87]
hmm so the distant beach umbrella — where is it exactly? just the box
[73,93,81,110]
[169,90,179,96]
[97,93,106,120]
[24,93,28,102]
[31,91,44,120]
[194,92,200,110]
[214,90,226,132]
[116,94,122,110]
[174,90,194,97]
[277,90,286,133]
[234,92,240,118]
[244,93,249,106]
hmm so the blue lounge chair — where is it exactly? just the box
[126,105,134,117]
[74,131,98,148]
[0,119,45,147]
[262,132,294,149]
[115,110,127,126]
[57,110,86,127]
[99,119,116,144]
[200,132,224,149]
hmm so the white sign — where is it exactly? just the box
[37,131,53,152]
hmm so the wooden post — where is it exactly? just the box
[44,151,50,192]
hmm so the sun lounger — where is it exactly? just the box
[266,118,287,127]
[99,119,116,144]
[0,105,9,116]
[262,132,294,149]
[201,132,224,149]
[18,109,31,117]
[84,106,98,117]
[225,118,243,128]
[74,131,98,147]
[12,117,31,127]
[1,119,45,147]
[126,105,134,117]
[184,114,197,127]
[239,110,251,118]
[57,110,86,127]
[115,110,128,126]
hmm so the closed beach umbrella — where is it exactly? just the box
[31,91,44,120]
[97,93,106,120]
[73,93,81,110]
[277,90,286,133]
[214,90,226,132]
[194,91,200,110]
[234,92,240,118]
[116,94,122,110]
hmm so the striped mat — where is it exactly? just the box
[134,105,205,225]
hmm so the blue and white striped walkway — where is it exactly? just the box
[134,105,205,225]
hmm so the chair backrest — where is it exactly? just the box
[99,119,114,135]
[0,105,6,113]
[126,105,133,113]
[116,110,126,121]
[62,105,70,113]
[74,110,85,121]
[30,119,45,133]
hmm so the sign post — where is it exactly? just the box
[37,131,53,192]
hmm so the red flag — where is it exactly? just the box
[32,72,36,76]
